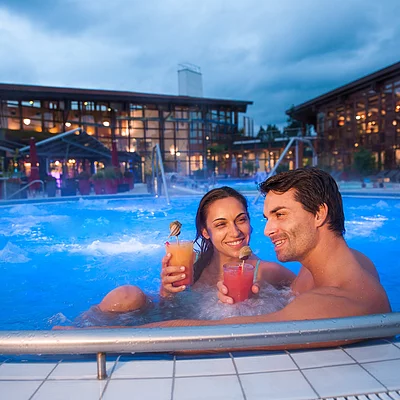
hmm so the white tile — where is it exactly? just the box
[290,348,355,369]
[303,364,385,398]
[362,359,400,390]
[0,362,57,380]
[32,380,106,400]
[234,353,297,374]
[48,361,115,380]
[0,380,41,400]
[112,359,173,378]
[240,370,317,400]
[175,357,235,377]
[103,378,172,400]
[344,343,400,363]
[174,375,243,400]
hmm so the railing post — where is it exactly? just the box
[96,352,107,380]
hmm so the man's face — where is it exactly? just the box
[263,189,318,263]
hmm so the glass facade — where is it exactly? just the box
[290,63,400,171]
[0,85,251,181]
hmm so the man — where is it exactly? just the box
[145,167,391,328]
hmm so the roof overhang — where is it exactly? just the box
[286,61,400,124]
[18,128,135,161]
[0,83,253,112]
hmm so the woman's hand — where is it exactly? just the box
[216,281,260,304]
[160,253,187,297]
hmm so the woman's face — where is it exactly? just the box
[202,197,251,260]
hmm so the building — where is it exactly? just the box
[0,83,252,181]
[287,61,400,172]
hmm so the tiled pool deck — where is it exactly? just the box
[1,338,399,400]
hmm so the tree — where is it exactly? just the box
[257,124,281,143]
[256,126,267,142]
[353,147,376,176]
[266,124,281,141]
[284,106,303,137]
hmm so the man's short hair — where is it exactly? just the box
[259,167,345,236]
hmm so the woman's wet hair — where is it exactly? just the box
[259,167,345,237]
[193,186,250,282]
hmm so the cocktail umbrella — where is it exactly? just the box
[29,137,40,190]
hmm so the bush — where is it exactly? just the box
[123,170,134,178]
[77,171,90,180]
[353,148,376,176]
[91,169,105,180]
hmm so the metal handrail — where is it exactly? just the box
[5,179,45,200]
[151,144,170,204]
[0,313,399,379]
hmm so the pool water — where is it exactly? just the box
[0,195,399,330]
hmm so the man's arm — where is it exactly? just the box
[142,285,390,328]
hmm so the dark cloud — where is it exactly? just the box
[0,0,399,128]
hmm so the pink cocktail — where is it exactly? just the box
[166,241,194,287]
[223,262,255,303]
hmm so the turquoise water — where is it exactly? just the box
[0,195,399,330]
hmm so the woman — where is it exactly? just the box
[160,186,295,300]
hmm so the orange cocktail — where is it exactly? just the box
[223,262,255,303]
[166,241,194,287]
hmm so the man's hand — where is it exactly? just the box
[160,253,187,296]
[217,281,260,304]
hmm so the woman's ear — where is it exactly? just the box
[202,228,210,240]
[315,203,328,228]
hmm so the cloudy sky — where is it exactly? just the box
[0,0,399,128]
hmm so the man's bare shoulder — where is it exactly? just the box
[350,248,380,281]
[283,274,391,321]
[257,260,296,286]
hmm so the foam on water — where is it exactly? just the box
[67,283,294,328]
[70,237,162,256]
[0,242,31,263]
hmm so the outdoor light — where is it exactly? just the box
[108,107,112,111]
[23,118,31,125]
[205,135,209,140]
[225,154,230,159]
[55,161,60,166]
[356,115,361,120]
[393,120,398,126]
[176,151,181,157]
[29,101,34,105]
[103,121,110,127]
[84,102,88,106]
[65,122,71,127]
[355,143,359,147]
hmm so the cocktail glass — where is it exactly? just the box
[166,241,194,287]
[223,262,255,303]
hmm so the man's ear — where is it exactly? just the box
[315,203,328,228]
[202,228,210,240]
